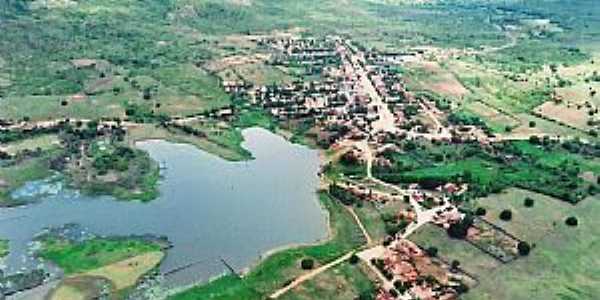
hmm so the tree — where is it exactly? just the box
[499,209,512,221]
[475,207,487,216]
[529,120,536,128]
[447,214,474,239]
[349,254,360,265]
[524,197,535,207]
[426,246,438,257]
[565,216,578,226]
[451,260,461,270]
[300,258,314,270]
[517,241,531,256]
[529,135,540,144]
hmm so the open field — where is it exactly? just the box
[0,134,59,155]
[354,199,411,244]
[0,239,8,258]
[405,61,469,99]
[534,101,593,131]
[38,237,162,274]
[84,251,163,290]
[127,124,251,162]
[463,195,600,300]
[410,224,501,277]
[280,262,377,300]
[474,188,576,242]
[169,192,366,300]
[49,276,111,300]
[48,251,163,300]
[413,190,600,300]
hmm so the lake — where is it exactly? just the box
[0,128,328,288]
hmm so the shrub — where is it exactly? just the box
[499,209,512,221]
[451,260,461,270]
[565,216,578,226]
[447,215,473,239]
[349,254,359,265]
[517,241,531,256]
[524,197,535,207]
[475,207,487,216]
[426,246,438,257]
[394,280,408,293]
[300,258,314,270]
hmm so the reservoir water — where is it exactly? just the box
[0,128,328,287]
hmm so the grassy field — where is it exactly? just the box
[473,188,575,243]
[44,238,164,300]
[410,224,501,277]
[354,199,411,244]
[1,134,59,155]
[170,192,366,300]
[0,238,8,258]
[411,190,600,300]
[38,237,162,274]
[280,262,377,300]
[84,251,163,290]
[463,194,600,300]
[0,150,60,206]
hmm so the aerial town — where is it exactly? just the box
[1,1,599,300]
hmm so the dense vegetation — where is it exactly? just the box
[374,138,599,203]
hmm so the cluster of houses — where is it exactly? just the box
[375,239,469,300]
[222,36,460,148]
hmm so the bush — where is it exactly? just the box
[451,260,461,270]
[349,254,359,265]
[475,207,487,216]
[565,216,578,226]
[499,209,512,221]
[517,241,531,256]
[447,215,474,239]
[426,246,438,257]
[524,197,535,207]
[300,258,314,270]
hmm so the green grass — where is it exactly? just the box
[0,239,8,258]
[233,108,277,130]
[170,192,366,300]
[473,188,574,243]
[410,224,501,277]
[2,134,59,154]
[280,262,376,300]
[38,237,162,274]
[0,150,60,206]
[462,194,600,300]
[374,140,599,203]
